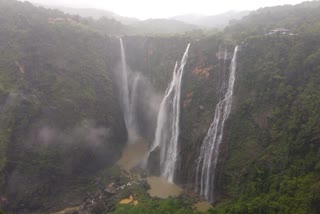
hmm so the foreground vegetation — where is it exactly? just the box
[111,185,203,214]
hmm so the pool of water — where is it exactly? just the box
[117,139,148,171]
[147,176,182,198]
[117,139,182,199]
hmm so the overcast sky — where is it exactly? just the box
[22,0,309,19]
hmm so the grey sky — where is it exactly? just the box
[22,0,310,19]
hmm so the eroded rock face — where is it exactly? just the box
[1,28,238,212]
[123,36,236,198]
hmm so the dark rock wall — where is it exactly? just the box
[122,35,236,195]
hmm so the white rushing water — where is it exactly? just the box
[127,73,141,142]
[119,38,140,143]
[150,44,190,182]
[195,46,239,203]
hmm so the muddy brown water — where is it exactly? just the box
[117,140,148,171]
[117,139,183,199]
[146,176,182,198]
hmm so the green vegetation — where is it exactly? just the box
[211,31,320,214]
[112,198,201,214]
[110,184,203,214]
[1,0,320,213]
[226,1,320,41]
[0,0,126,211]
[117,2,320,213]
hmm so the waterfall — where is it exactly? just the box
[118,38,139,143]
[219,47,229,96]
[150,44,190,183]
[196,46,239,203]
[128,73,141,140]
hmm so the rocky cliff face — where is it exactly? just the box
[120,36,192,143]
[121,34,320,211]
[121,36,236,193]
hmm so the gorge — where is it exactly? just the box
[0,0,320,214]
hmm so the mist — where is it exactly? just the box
[35,120,110,148]
[20,0,309,19]
[113,59,162,144]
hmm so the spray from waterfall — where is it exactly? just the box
[149,44,190,183]
[118,38,139,143]
[195,46,239,203]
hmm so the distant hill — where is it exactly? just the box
[36,4,139,25]
[130,19,199,35]
[33,4,200,35]
[36,3,249,29]
[172,10,250,28]
[225,0,320,41]
[35,3,247,32]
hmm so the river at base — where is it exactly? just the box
[117,138,148,171]
[117,138,182,199]
[147,176,182,198]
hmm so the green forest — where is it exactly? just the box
[0,0,320,213]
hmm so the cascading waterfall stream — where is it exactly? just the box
[119,38,130,127]
[219,47,229,96]
[129,73,141,138]
[149,44,190,183]
[196,46,239,203]
[118,38,139,143]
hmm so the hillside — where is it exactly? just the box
[33,3,202,35]
[0,0,320,213]
[0,0,126,211]
[172,11,250,28]
[38,5,139,25]
[226,0,320,40]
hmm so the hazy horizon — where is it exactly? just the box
[20,0,311,20]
